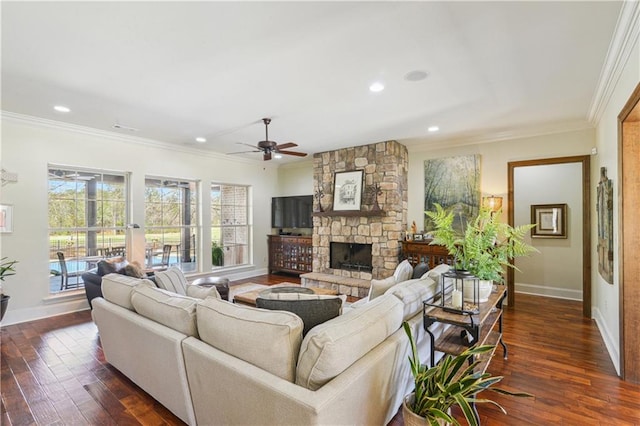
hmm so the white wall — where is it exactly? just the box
[276,159,314,196]
[514,163,583,300]
[406,129,595,228]
[592,31,640,375]
[0,115,278,324]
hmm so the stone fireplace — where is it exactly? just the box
[330,242,373,272]
[312,140,408,280]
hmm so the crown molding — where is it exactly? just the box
[405,119,594,153]
[588,0,640,124]
[1,111,277,167]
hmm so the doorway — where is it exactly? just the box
[507,156,591,317]
[618,82,640,383]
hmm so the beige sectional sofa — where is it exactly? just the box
[92,269,449,425]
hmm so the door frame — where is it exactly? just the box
[507,156,591,317]
[617,81,640,382]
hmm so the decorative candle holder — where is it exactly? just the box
[439,269,480,314]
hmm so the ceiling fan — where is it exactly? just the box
[228,118,307,161]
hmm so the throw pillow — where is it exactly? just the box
[185,284,220,300]
[256,295,343,336]
[368,275,396,300]
[155,266,188,295]
[393,259,413,283]
[411,262,430,279]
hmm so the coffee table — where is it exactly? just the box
[233,283,338,306]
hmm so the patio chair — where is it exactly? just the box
[151,244,173,269]
[56,252,81,291]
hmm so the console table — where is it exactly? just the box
[267,235,313,275]
[401,240,454,269]
[423,285,508,370]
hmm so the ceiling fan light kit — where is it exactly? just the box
[227,118,307,161]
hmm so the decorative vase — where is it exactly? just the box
[402,393,450,426]
[1,294,10,321]
[463,279,493,303]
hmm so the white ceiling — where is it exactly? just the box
[1,1,622,163]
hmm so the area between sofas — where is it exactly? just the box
[91,262,450,425]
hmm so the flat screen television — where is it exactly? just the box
[271,195,313,229]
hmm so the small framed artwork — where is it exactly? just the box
[333,170,363,211]
[413,234,424,241]
[531,203,567,238]
[0,204,13,233]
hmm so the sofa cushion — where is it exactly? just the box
[368,275,396,300]
[101,273,154,310]
[411,262,430,279]
[296,294,404,391]
[185,284,220,300]
[422,263,451,283]
[155,266,188,295]
[393,259,413,283]
[385,277,437,320]
[196,298,303,382]
[131,285,199,337]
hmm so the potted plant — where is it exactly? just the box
[425,204,537,301]
[402,322,532,426]
[212,241,224,267]
[0,257,18,321]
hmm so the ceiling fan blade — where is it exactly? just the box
[278,150,308,157]
[235,142,260,149]
[275,142,297,150]
[227,150,261,155]
[264,152,272,161]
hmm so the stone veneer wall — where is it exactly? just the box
[312,140,408,280]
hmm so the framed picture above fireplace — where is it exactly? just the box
[333,170,363,211]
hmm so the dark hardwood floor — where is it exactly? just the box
[2,275,639,425]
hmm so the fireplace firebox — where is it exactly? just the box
[330,242,373,272]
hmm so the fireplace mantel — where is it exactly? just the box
[312,210,385,218]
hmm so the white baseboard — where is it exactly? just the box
[515,282,582,301]
[2,298,90,326]
[2,267,271,326]
[592,306,621,376]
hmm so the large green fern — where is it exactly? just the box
[425,204,537,282]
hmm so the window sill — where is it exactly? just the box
[42,290,86,305]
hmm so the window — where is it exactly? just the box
[145,178,198,272]
[48,167,128,293]
[211,184,250,269]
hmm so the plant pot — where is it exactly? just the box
[463,279,493,303]
[402,393,450,426]
[1,294,10,321]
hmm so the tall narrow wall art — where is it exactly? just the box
[424,155,480,233]
[597,166,613,284]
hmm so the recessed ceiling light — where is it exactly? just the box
[369,82,385,92]
[274,154,283,159]
[53,105,70,113]
[428,126,439,132]
[195,137,206,143]
[405,70,429,82]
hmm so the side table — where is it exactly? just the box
[192,277,230,301]
[423,285,508,370]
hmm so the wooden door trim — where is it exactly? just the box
[507,155,591,318]
[617,81,640,382]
